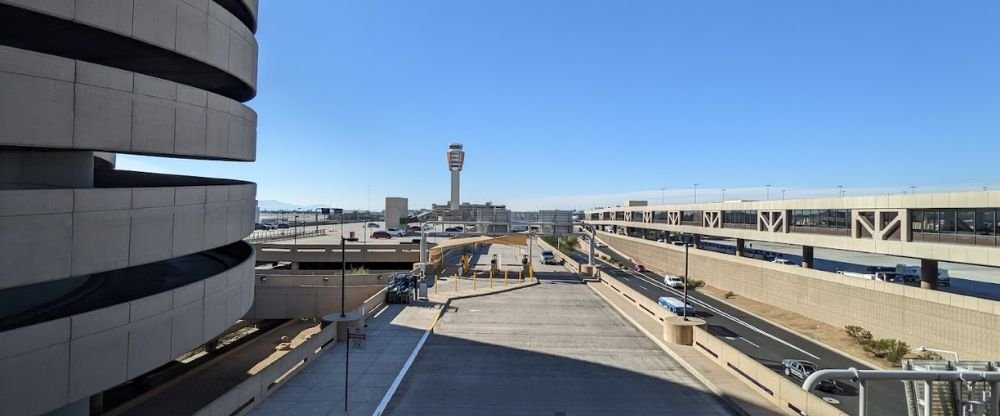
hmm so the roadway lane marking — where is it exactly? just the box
[372,307,439,416]
[617,267,822,361]
[740,337,761,348]
[638,285,649,291]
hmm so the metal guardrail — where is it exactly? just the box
[244,229,328,244]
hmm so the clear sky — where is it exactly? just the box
[120,0,1000,211]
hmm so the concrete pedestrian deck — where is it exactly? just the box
[383,272,734,416]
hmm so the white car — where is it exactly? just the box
[595,241,606,248]
[386,228,406,237]
[663,275,685,288]
[772,258,795,266]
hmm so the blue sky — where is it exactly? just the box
[120,0,1000,210]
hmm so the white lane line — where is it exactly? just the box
[638,285,649,291]
[621,276,631,281]
[620,268,821,361]
[741,337,761,348]
[371,316,435,415]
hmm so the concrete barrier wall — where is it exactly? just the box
[599,274,671,323]
[254,244,420,264]
[249,284,385,319]
[691,327,848,416]
[192,319,337,416]
[597,231,1000,360]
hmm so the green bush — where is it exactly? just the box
[885,340,911,365]
[914,351,943,361]
[686,278,706,288]
[724,290,736,299]
[861,338,891,358]
[845,325,873,342]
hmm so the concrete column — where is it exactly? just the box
[692,234,702,248]
[920,259,939,290]
[450,171,460,210]
[735,239,745,257]
[802,246,815,269]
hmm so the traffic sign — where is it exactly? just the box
[348,326,366,350]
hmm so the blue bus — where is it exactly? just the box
[657,296,696,316]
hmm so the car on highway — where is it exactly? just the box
[633,264,646,272]
[386,228,406,237]
[657,296,696,316]
[371,231,391,239]
[277,223,290,229]
[367,222,380,228]
[772,258,796,266]
[781,359,840,392]
[539,250,558,265]
[663,274,685,288]
[595,241,606,248]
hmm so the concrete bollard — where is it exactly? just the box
[662,316,705,346]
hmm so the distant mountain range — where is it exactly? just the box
[256,200,334,211]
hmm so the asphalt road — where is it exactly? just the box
[568,247,908,416]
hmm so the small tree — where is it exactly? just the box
[845,325,873,342]
[885,340,911,365]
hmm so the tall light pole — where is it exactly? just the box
[765,184,772,200]
[837,185,844,198]
[781,189,786,200]
[333,208,345,318]
[683,242,690,322]
[294,214,299,245]
[721,188,726,202]
[910,185,916,195]
[660,188,665,205]
[693,184,699,203]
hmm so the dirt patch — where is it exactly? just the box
[698,285,900,369]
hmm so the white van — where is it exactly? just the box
[663,275,685,288]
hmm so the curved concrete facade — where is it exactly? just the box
[0,0,258,94]
[0,180,256,289]
[0,1,259,414]
[0,46,256,160]
[0,250,255,416]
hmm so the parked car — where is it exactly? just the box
[663,274,685,288]
[408,226,422,232]
[386,228,406,237]
[254,222,267,230]
[633,264,646,272]
[371,231,391,239]
[444,227,461,233]
[657,296,696,316]
[367,222,380,228]
[263,223,278,230]
[781,359,840,392]
[277,223,290,229]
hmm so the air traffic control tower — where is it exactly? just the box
[447,143,465,210]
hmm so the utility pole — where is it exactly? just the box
[693,184,699,203]
[765,184,772,200]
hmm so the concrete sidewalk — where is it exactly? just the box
[589,280,783,416]
[248,302,439,416]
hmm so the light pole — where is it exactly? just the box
[332,208,345,318]
[765,184,772,200]
[660,188,665,205]
[693,184,699,203]
[683,242,690,322]
[837,185,844,198]
[781,189,786,200]
[294,214,299,245]
[910,185,916,195]
[721,188,726,202]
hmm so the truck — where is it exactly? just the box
[895,264,951,286]
[837,271,895,282]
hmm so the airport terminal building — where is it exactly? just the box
[0,1,260,414]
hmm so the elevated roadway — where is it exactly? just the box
[570,248,907,416]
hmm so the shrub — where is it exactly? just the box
[914,351,943,361]
[724,290,736,299]
[845,325,873,342]
[884,340,911,365]
[686,278,706,288]
[349,266,369,275]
